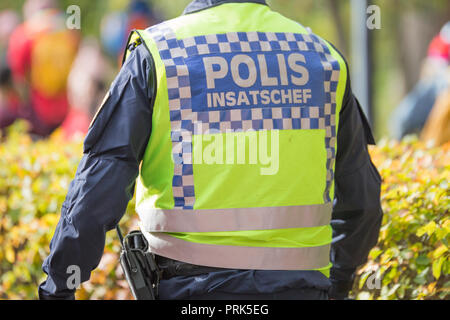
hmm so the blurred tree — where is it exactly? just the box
[326,0,349,57]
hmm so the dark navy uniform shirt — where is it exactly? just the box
[39,0,383,300]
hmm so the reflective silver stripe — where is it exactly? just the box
[142,231,331,270]
[137,203,332,233]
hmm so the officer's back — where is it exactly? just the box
[39,0,383,301]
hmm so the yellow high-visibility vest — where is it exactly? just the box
[126,2,347,274]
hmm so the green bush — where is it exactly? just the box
[351,138,449,300]
[0,122,134,300]
[0,122,448,299]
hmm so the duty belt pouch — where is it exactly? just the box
[117,227,160,300]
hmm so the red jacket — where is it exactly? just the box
[7,22,70,128]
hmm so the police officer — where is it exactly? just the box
[39,0,383,300]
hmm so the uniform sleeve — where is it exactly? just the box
[38,44,154,300]
[329,76,384,299]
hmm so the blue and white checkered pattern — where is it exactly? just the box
[146,24,341,208]
[193,106,326,132]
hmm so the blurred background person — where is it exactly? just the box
[61,0,161,140]
[62,37,111,140]
[101,0,161,66]
[0,10,20,132]
[389,21,450,140]
[127,0,160,35]
[421,67,450,146]
[4,0,80,137]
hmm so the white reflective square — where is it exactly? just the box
[205,34,218,44]
[183,37,196,48]
[247,32,259,42]
[219,42,232,53]
[197,44,210,55]
[240,42,251,52]
[263,119,273,130]
[227,32,239,42]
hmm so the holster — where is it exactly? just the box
[117,227,161,300]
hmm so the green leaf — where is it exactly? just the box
[416,221,437,237]
[359,270,373,290]
[413,267,430,285]
[387,284,401,297]
[369,248,383,260]
[433,245,448,259]
[415,255,430,266]
[432,256,445,280]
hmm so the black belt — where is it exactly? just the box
[155,256,232,279]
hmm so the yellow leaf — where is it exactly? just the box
[432,256,445,280]
[417,221,437,237]
[433,244,448,259]
[427,282,437,293]
[5,247,15,263]
[443,219,450,233]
